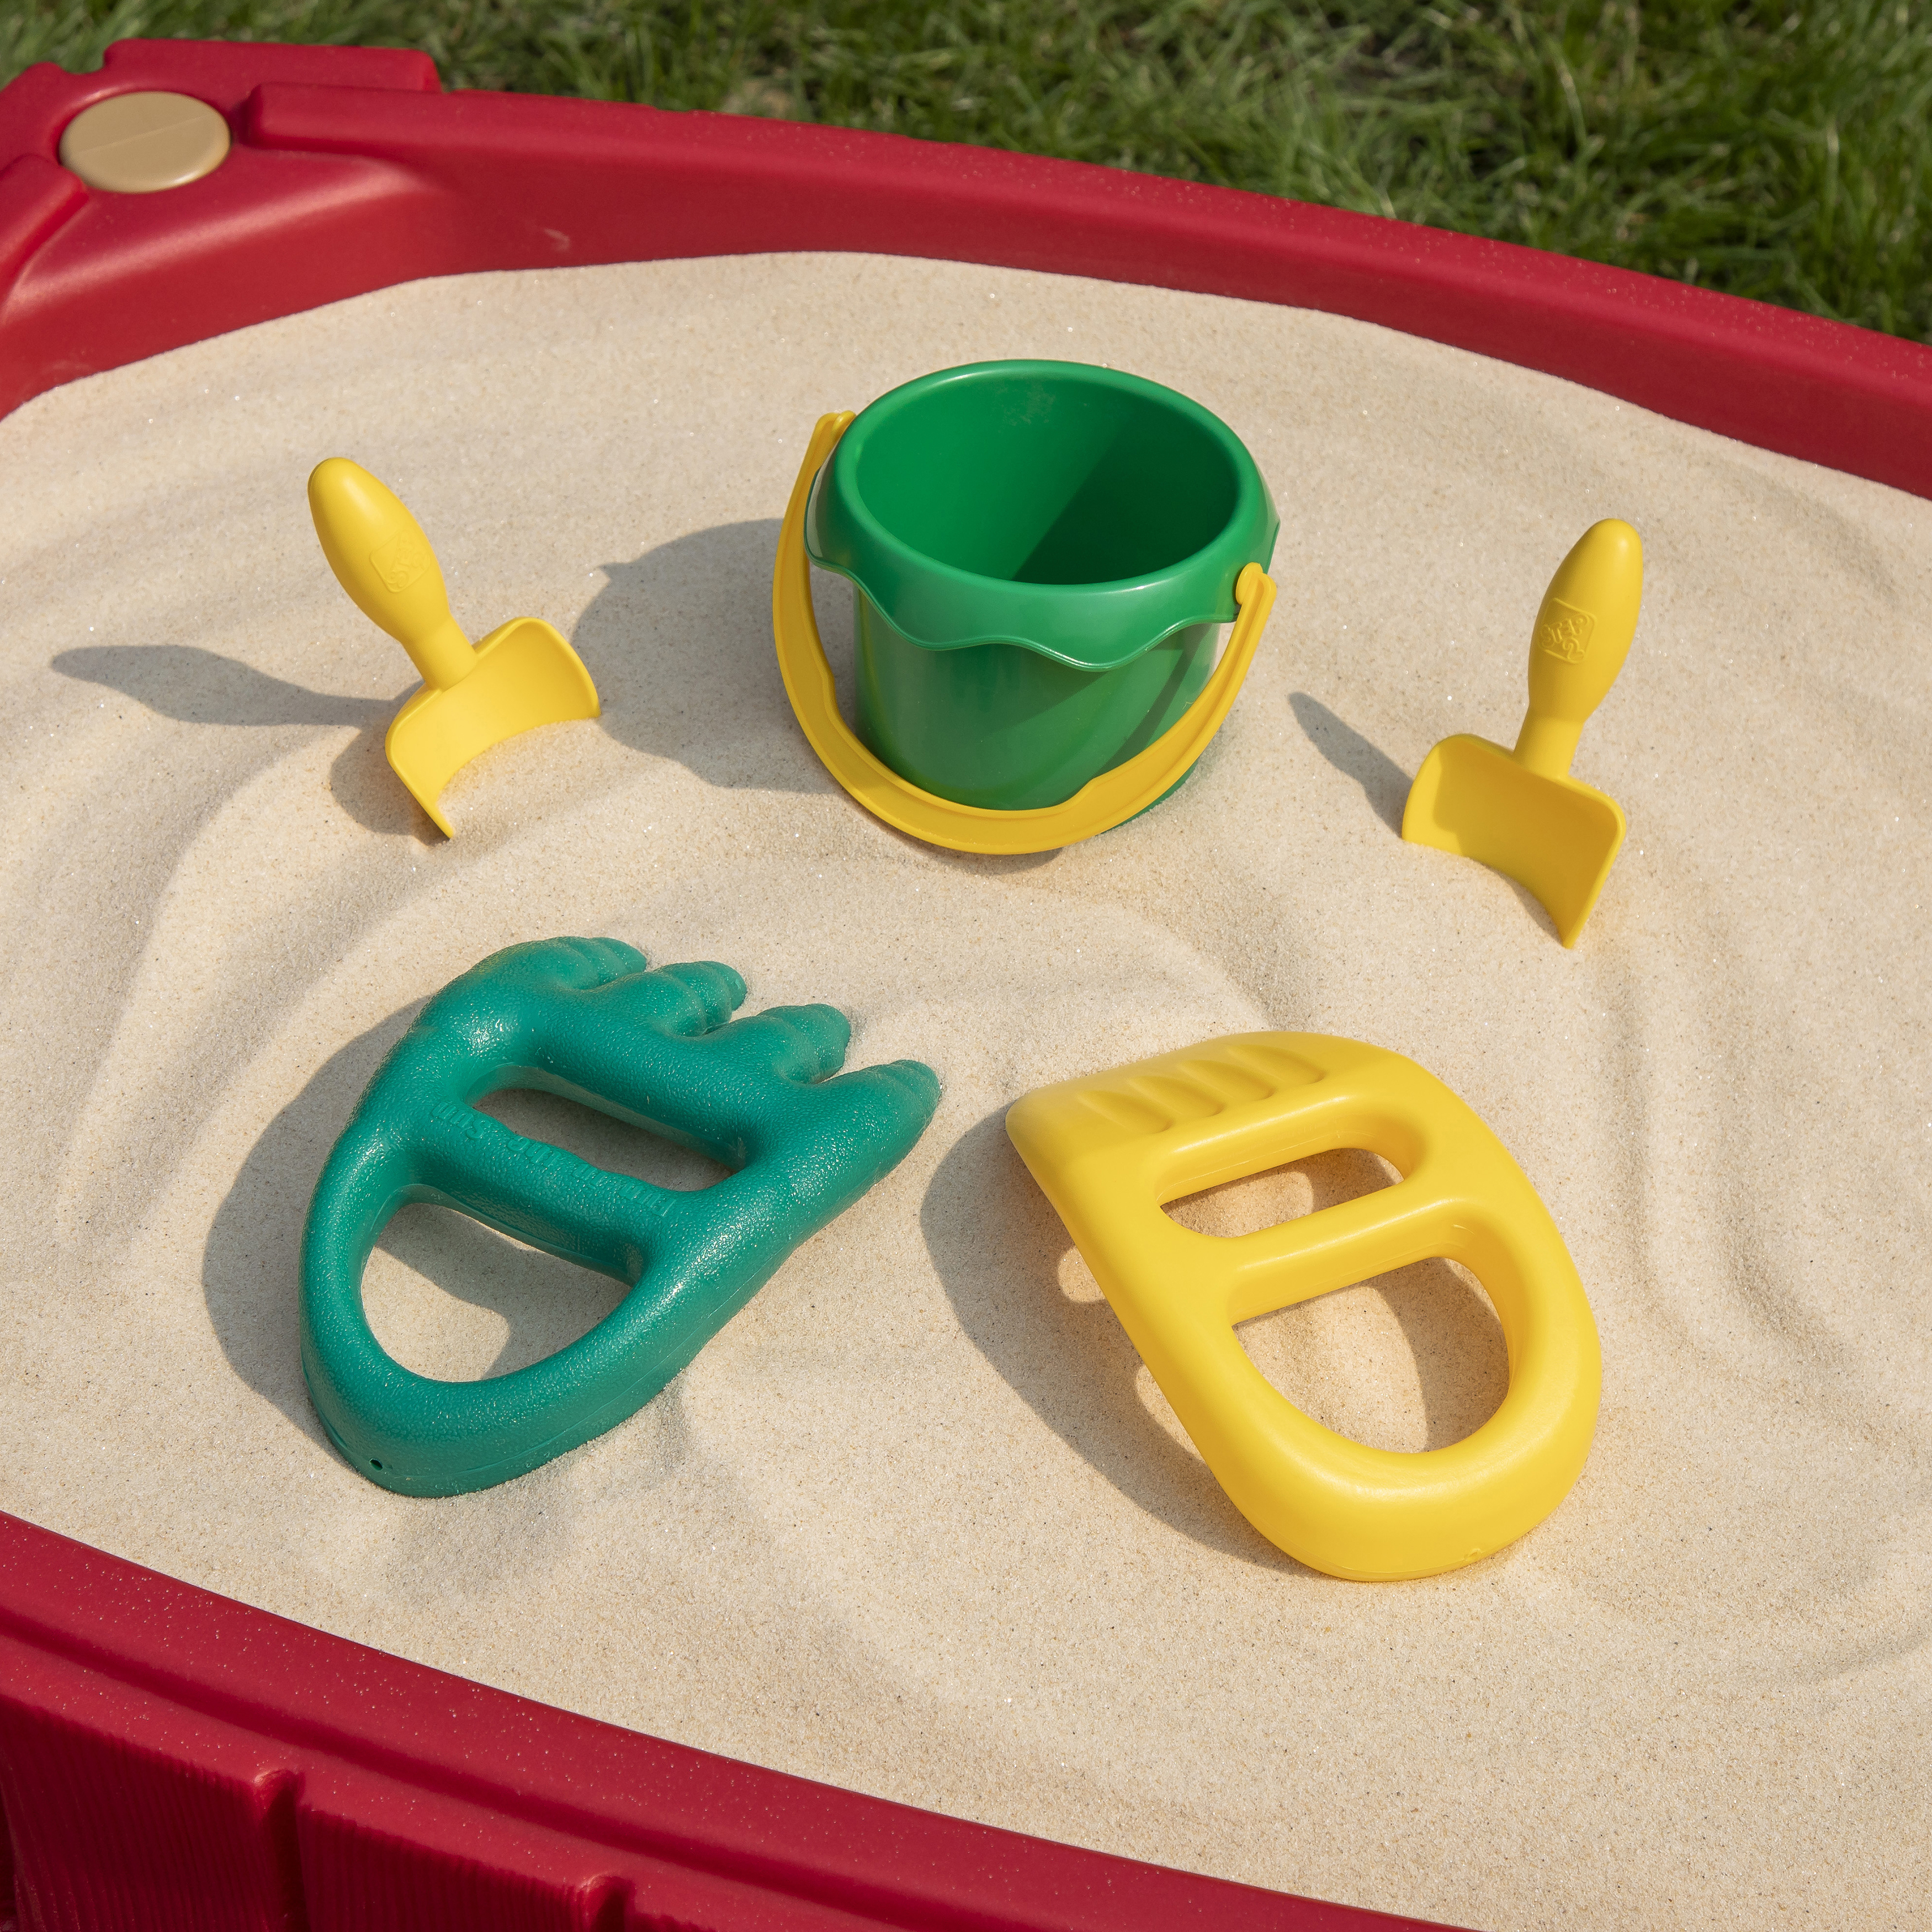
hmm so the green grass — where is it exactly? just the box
[8,2,1930,342]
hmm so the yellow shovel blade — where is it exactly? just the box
[385,617,599,836]
[1402,734,1625,947]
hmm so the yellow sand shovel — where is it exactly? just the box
[1402,519,1642,946]
[307,459,600,836]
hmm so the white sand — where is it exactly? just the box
[1,254,1927,1930]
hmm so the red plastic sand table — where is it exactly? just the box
[3,35,1930,1932]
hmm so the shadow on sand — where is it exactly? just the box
[1288,690,1411,834]
[54,643,427,838]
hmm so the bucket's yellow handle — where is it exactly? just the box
[772,413,1276,856]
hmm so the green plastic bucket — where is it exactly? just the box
[803,360,1279,812]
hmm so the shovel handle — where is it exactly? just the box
[309,459,479,690]
[1514,519,1643,779]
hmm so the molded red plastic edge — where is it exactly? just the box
[0,1510,1448,1930]
[3,36,1931,500]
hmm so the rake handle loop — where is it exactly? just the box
[308,457,480,691]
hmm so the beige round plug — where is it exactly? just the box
[59,91,230,194]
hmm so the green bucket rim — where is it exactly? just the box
[803,360,1278,672]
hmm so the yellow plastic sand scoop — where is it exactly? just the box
[308,459,600,836]
[1005,1032,1602,1580]
[1402,519,1642,946]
